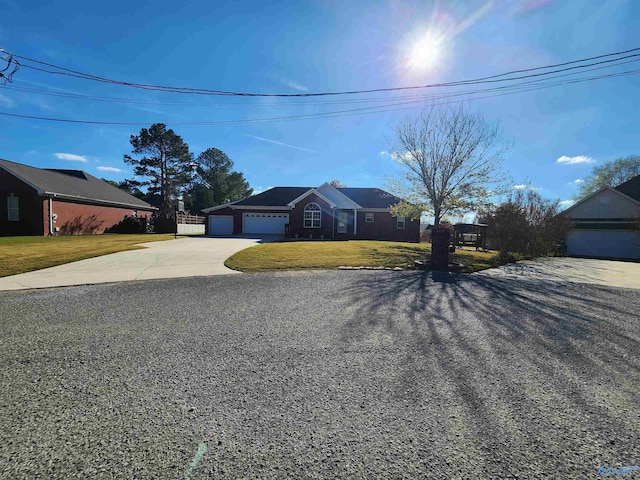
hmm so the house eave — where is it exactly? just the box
[287,188,337,209]
[44,192,157,210]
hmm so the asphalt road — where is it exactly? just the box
[1,271,638,479]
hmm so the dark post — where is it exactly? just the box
[430,227,451,270]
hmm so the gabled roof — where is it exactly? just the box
[232,187,311,207]
[615,175,640,201]
[287,187,337,208]
[317,183,361,209]
[203,185,408,211]
[563,185,640,217]
[0,158,156,210]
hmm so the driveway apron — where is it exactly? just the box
[0,236,268,291]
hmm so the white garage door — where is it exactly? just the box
[208,215,234,235]
[243,212,289,234]
[567,230,640,260]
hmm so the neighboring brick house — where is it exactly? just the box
[563,175,640,260]
[0,158,156,236]
[203,183,420,242]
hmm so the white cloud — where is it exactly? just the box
[559,199,576,208]
[284,80,308,92]
[513,184,528,190]
[556,155,595,165]
[54,153,88,162]
[381,150,415,164]
[572,178,584,184]
[97,166,124,173]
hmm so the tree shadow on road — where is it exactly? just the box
[338,271,640,477]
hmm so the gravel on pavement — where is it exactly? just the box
[0,271,638,479]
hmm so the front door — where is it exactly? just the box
[337,211,348,233]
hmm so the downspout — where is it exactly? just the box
[48,197,54,236]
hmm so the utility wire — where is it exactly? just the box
[5,56,640,108]
[1,67,638,126]
[4,47,640,97]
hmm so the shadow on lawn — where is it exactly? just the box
[338,271,640,475]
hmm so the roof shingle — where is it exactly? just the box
[0,159,155,209]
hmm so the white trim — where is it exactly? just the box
[231,205,292,211]
[360,208,392,213]
[202,201,239,213]
[303,203,321,228]
[317,183,362,209]
[47,192,157,211]
[287,188,337,208]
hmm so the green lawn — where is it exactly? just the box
[0,234,177,277]
[225,240,501,273]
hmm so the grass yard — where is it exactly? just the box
[225,240,501,273]
[0,234,177,277]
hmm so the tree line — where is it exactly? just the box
[107,123,252,219]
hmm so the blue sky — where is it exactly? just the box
[1,0,638,214]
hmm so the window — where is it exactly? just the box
[396,216,406,229]
[7,196,19,221]
[365,213,374,223]
[304,203,321,228]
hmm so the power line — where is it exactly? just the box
[4,47,640,97]
[1,67,638,126]
[5,56,640,108]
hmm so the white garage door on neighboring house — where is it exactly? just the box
[208,215,234,235]
[567,230,640,260]
[243,212,289,234]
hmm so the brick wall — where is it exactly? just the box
[52,200,154,235]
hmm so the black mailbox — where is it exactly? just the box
[431,227,451,269]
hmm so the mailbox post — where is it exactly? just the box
[431,227,451,270]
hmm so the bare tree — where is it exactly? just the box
[329,179,346,188]
[388,103,510,225]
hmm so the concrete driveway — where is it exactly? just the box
[474,256,640,289]
[0,236,273,291]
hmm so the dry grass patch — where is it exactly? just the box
[0,234,176,277]
[226,240,500,273]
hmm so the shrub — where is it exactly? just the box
[105,216,145,234]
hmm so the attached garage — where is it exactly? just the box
[567,230,640,260]
[243,212,289,234]
[208,215,233,235]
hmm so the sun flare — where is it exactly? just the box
[407,34,441,69]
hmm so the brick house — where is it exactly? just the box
[203,183,420,242]
[0,158,157,236]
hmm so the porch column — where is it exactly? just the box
[353,209,357,234]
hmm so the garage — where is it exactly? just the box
[567,229,640,260]
[243,212,289,234]
[208,215,234,235]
